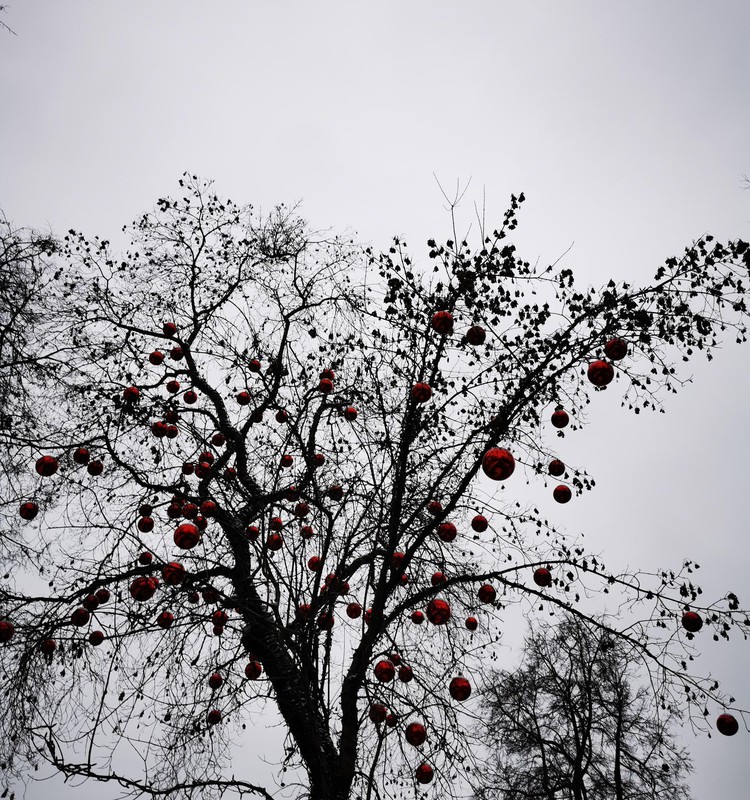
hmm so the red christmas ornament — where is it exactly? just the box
[129,576,159,602]
[0,621,15,642]
[311,453,325,467]
[716,713,739,736]
[466,325,486,345]
[411,610,425,625]
[166,380,181,394]
[482,448,515,481]
[449,676,471,701]
[72,447,90,465]
[245,525,260,541]
[245,661,263,680]
[604,337,628,360]
[19,501,39,520]
[405,721,427,746]
[307,556,323,572]
[87,460,104,476]
[300,525,314,540]
[138,516,154,533]
[431,310,454,334]
[346,602,362,619]
[280,454,293,468]
[465,616,478,631]
[478,584,496,604]
[156,611,174,629]
[398,665,414,683]
[162,322,177,337]
[200,500,217,517]
[208,672,223,690]
[249,358,261,372]
[317,612,334,631]
[374,660,396,682]
[88,630,105,646]
[426,598,451,625]
[35,455,59,477]
[410,383,432,403]
[70,607,90,627]
[437,522,457,542]
[343,406,358,421]
[174,522,201,550]
[170,346,184,361]
[236,390,251,405]
[587,360,614,387]
[267,533,284,551]
[138,552,153,566]
[415,763,434,784]
[318,378,334,394]
[369,703,387,724]
[123,386,140,403]
[548,459,565,477]
[431,571,447,586]
[206,709,222,726]
[551,407,570,428]
[149,350,164,365]
[471,514,488,532]
[275,409,288,423]
[82,594,99,612]
[40,638,56,654]
[183,390,198,404]
[681,611,703,633]
[95,588,111,604]
[553,485,572,504]
[427,500,442,515]
[320,369,335,381]
[533,567,552,587]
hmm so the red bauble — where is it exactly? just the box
[138,552,153,566]
[236,390,251,405]
[123,386,140,403]
[138,516,154,533]
[320,369,335,381]
[307,556,323,572]
[183,390,198,404]
[211,432,225,446]
[300,525,314,540]
[391,551,406,570]
[156,611,174,629]
[200,500,217,517]
[405,721,427,746]
[266,533,283,551]
[328,485,344,501]
[280,454,293,468]
[398,665,414,683]
[431,310,454,334]
[478,584,496,604]
[346,602,362,619]
[604,337,628,360]
[72,446,90,464]
[245,525,260,541]
[465,616,478,631]
[129,576,159,601]
[95,588,111,604]
[275,409,288,423]
[681,611,703,633]
[170,346,184,361]
[0,621,15,642]
[149,350,164,365]
[533,567,552,587]
[82,594,99,612]
[165,424,179,439]
[426,598,451,625]
[411,610,425,624]
[369,703,387,724]
[551,407,569,428]
[427,500,442,515]
[716,713,739,736]
[431,571,447,586]
[19,501,39,520]
[449,676,471,701]
[294,502,310,518]
[70,607,90,627]
[206,709,222,726]
[318,378,334,394]
[437,522,457,542]
[269,516,283,531]
[471,514,488,532]
[208,672,223,690]
[88,630,105,646]
[482,448,515,481]
[202,587,220,604]
[162,322,177,337]
[317,612,334,631]
[245,661,263,680]
[212,610,228,627]
[182,462,195,476]
[40,638,56,654]
[35,455,59,476]
[174,522,200,550]
[374,660,396,682]
[296,603,312,621]
[311,453,325,467]
[466,325,487,346]
[343,406,358,421]
[548,459,565,477]
[166,380,180,394]
[415,763,434,785]
[410,383,432,403]
[553,485,572,504]
[249,358,261,373]
[587,360,614,387]
[224,467,237,480]
[87,460,104,476]
[167,502,183,518]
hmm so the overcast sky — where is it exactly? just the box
[2,3,750,799]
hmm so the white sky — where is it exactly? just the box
[2,3,750,799]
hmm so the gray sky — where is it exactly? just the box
[2,3,750,798]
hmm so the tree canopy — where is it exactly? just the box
[0,175,748,800]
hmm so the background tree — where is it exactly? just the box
[476,612,693,800]
[0,175,749,800]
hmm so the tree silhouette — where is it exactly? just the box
[0,174,748,800]
[476,613,693,800]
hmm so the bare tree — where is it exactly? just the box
[0,175,748,800]
[476,614,693,800]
